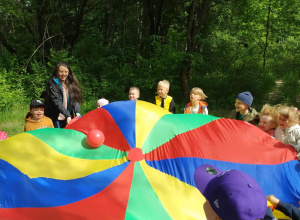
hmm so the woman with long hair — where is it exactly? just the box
[45,62,82,128]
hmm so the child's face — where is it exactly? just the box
[278,115,290,130]
[235,99,248,112]
[97,102,104,108]
[190,93,201,102]
[30,106,45,120]
[129,89,140,100]
[259,115,275,132]
[157,85,169,98]
[57,66,69,82]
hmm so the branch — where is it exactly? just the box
[192,0,213,50]
[24,33,62,71]
[0,31,16,54]
[209,0,231,9]
[70,0,88,50]
[186,0,197,52]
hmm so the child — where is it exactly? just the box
[154,80,176,113]
[267,194,300,220]
[258,104,279,137]
[24,100,54,131]
[128,86,140,101]
[275,105,300,159]
[97,98,109,108]
[194,164,268,220]
[230,91,259,125]
[184,87,208,114]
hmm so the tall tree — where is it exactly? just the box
[180,0,213,101]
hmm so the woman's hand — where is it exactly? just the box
[67,117,72,124]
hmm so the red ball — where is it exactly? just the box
[86,130,105,148]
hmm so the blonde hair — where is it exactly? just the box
[260,104,279,127]
[157,80,170,89]
[129,86,140,95]
[190,87,207,100]
[97,98,109,105]
[279,105,299,126]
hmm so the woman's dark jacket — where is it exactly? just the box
[44,78,80,122]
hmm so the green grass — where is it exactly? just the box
[0,106,28,137]
[0,101,233,138]
[0,99,98,137]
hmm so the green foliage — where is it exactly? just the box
[0,69,26,111]
[190,30,276,110]
[268,36,300,105]
[47,49,76,70]
[24,61,49,100]
[280,73,300,105]
[0,107,27,137]
[73,36,128,101]
[0,0,299,123]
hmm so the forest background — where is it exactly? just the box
[0,0,299,136]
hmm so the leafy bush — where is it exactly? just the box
[189,31,276,111]
[0,69,26,111]
[268,36,300,106]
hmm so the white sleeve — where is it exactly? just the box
[292,128,300,152]
[203,107,208,115]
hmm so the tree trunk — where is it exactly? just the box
[20,0,34,36]
[103,0,117,46]
[0,32,16,54]
[180,0,213,102]
[263,0,271,69]
[136,1,144,55]
[35,0,50,46]
[145,0,164,36]
[70,0,88,52]
[180,60,192,101]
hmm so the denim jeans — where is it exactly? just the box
[54,120,66,128]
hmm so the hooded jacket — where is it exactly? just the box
[230,107,260,126]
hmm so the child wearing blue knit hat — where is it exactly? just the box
[230,91,260,125]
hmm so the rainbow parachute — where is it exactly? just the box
[0,100,299,219]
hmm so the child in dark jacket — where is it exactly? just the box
[230,91,260,125]
[153,80,175,113]
[265,194,300,220]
